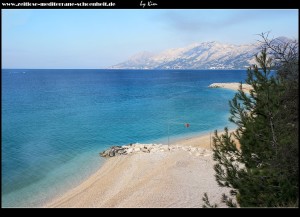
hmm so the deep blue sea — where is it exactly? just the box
[2,69,247,207]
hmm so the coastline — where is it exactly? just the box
[46,131,236,208]
[209,82,253,93]
[45,82,243,208]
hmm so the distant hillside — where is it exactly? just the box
[110,37,292,70]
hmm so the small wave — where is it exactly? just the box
[9,71,26,74]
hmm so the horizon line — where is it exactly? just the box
[2,68,250,70]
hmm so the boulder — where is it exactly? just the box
[127,148,133,154]
[169,146,176,151]
[99,151,107,157]
[109,150,115,157]
[150,147,159,153]
[100,143,181,158]
[141,147,150,153]
[100,149,110,157]
[117,149,126,155]
[161,145,169,151]
[134,147,141,152]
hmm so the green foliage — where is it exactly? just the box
[222,193,237,207]
[212,38,298,207]
[202,193,218,208]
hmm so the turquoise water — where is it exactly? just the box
[2,69,246,207]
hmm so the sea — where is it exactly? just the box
[2,69,248,207]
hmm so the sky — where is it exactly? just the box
[2,9,298,69]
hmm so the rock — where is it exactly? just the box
[99,151,107,157]
[109,150,115,157]
[134,147,141,152]
[100,143,184,158]
[160,145,169,151]
[127,148,133,154]
[101,149,110,157]
[141,147,150,153]
[150,147,159,153]
[101,151,108,157]
[169,146,176,151]
[134,143,143,148]
[117,149,126,155]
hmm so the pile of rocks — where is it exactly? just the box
[99,143,212,158]
[99,146,127,157]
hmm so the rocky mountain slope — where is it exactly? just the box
[111,37,292,70]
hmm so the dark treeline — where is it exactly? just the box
[204,34,298,207]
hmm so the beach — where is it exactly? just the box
[45,82,242,208]
[46,131,235,208]
[3,69,245,208]
[209,82,253,93]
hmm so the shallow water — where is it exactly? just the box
[2,69,246,207]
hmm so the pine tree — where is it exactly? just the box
[211,36,298,207]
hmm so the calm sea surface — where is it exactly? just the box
[2,69,247,207]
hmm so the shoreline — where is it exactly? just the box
[46,130,236,208]
[45,82,244,208]
[209,82,253,93]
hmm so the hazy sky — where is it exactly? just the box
[2,9,298,69]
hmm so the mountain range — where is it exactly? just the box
[110,37,291,70]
